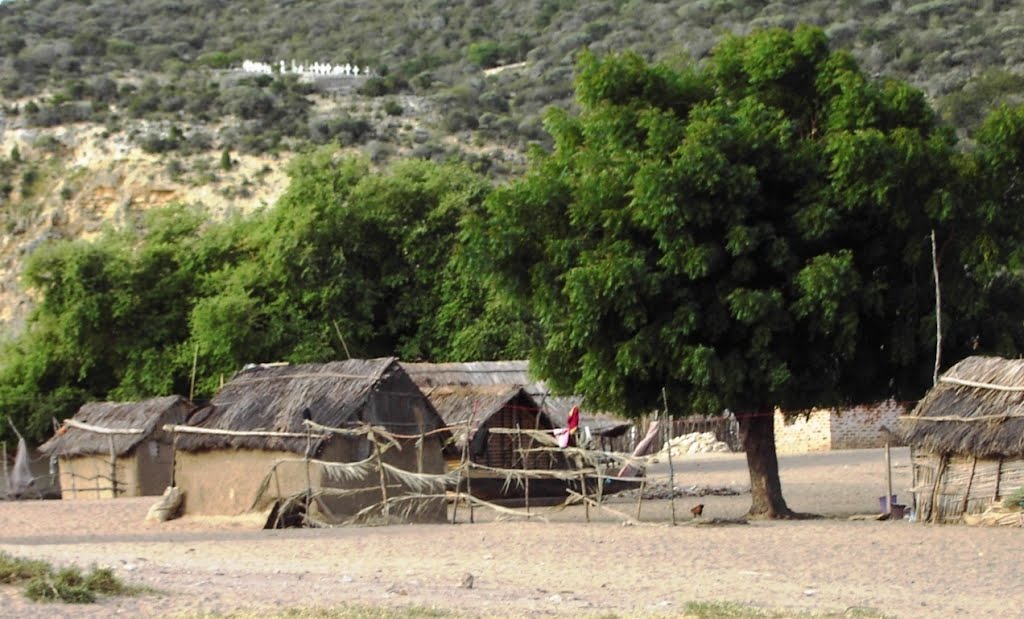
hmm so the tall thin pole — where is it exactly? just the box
[189,343,199,402]
[2,442,8,497]
[931,229,942,385]
[884,442,893,515]
[108,435,118,498]
[663,387,676,526]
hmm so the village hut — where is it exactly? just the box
[402,361,634,451]
[172,358,449,524]
[421,383,574,500]
[39,395,190,500]
[899,356,1024,524]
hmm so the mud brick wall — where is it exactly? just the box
[774,400,908,454]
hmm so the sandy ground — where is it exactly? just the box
[1,447,1021,618]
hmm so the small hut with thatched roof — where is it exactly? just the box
[900,356,1024,524]
[421,383,574,500]
[172,358,449,524]
[40,395,191,500]
[402,361,634,451]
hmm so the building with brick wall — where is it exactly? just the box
[774,399,908,454]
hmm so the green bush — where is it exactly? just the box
[0,553,131,604]
[0,553,51,584]
[467,40,503,68]
[358,75,408,97]
[1002,487,1024,510]
[24,568,96,604]
[84,567,127,595]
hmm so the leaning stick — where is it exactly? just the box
[663,388,676,526]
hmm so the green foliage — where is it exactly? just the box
[358,75,409,97]
[1002,487,1024,510]
[220,148,233,171]
[940,69,1024,134]
[472,28,1024,418]
[0,204,218,438]
[0,553,131,604]
[467,40,504,68]
[24,567,96,603]
[0,552,51,584]
[0,151,507,435]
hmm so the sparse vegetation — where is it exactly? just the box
[0,552,138,604]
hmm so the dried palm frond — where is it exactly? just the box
[381,463,459,493]
[318,457,377,483]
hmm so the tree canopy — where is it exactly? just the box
[471,26,1024,516]
[0,154,532,440]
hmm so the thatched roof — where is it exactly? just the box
[39,395,190,458]
[899,356,1024,457]
[402,361,633,437]
[176,358,434,454]
[424,384,549,430]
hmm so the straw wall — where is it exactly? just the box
[912,450,1024,523]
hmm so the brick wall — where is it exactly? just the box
[774,409,832,454]
[774,399,907,454]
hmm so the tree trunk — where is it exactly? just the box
[738,408,796,519]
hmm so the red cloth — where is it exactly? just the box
[554,405,580,448]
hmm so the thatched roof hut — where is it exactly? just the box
[177,358,446,453]
[41,395,190,458]
[39,395,191,499]
[423,384,548,447]
[900,356,1024,524]
[415,378,581,502]
[402,361,633,447]
[422,383,563,464]
[173,358,449,522]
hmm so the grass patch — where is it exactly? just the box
[0,552,51,584]
[0,551,140,604]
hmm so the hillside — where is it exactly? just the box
[2,0,1024,339]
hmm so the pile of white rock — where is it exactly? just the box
[657,431,732,458]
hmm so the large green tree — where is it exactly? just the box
[471,27,1024,517]
[0,204,217,438]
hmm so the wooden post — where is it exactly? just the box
[413,404,425,475]
[189,342,199,402]
[273,465,283,504]
[635,477,646,521]
[1,441,7,497]
[467,402,476,524]
[931,229,942,386]
[663,388,676,526]
[517,423,530,514]
[371,430,390,519]
[108,435,117,498]
[993,456,1004,502]
[580,469,589,523]
[170,432,178,487]
[451,423,470,525]
[304,425,313,523]
[69,455,77,499]
[961,456,978,516]
[885,442,893,514]
[929,453,948,523]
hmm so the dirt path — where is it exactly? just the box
[0,448,1019,618]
